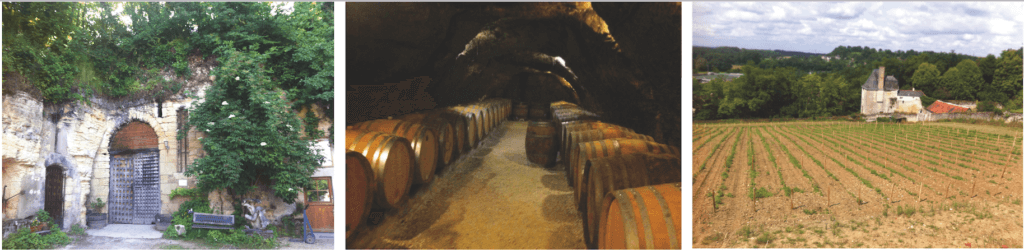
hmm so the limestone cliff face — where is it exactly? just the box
[3,56,332,229]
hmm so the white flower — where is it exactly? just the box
[222,101,228,106]
[205,129,210,132]
[260,142,267,146]
[228,114,235,119]
[264,101,269,104]
[198,137,203,140]
[235,76,240,81]
[286,124,292,131]
[198,99,205,104]
[208,122,215,126]
[288,188,294,192]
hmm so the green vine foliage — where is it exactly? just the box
[179,48,321,203]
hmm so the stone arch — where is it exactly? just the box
[109,120,159,154]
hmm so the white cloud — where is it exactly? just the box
[769,6,787,20]
[723,10,760,22]
[694,2,1022,56]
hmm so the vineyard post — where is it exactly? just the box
[918,182,923,204]
[890,182,896,203]
[826,186,831,210]
[971,178,976,199]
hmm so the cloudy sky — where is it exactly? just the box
[694,2,1023,57]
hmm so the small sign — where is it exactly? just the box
[368,209,385,225]
[179,180,188,187]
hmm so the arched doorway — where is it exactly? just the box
[108,121,161,224]
[44,165,65,228]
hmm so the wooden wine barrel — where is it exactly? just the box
[399,113,456,168]
[514,103,529,120]
[529,102,550,121]
[525,121,558,167]
[469,102,499,134]
[570,139,679,206]
[598,183,681,249]
[582,153,681,247]
[345,130,414,210]
[562,122,634,160]
[563,125,640,184]
[485,98,511,120]
[346,151,375,240]
[352,119,439,184]
[448,106,482,145]
[431,109,469,154]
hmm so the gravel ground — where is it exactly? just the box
[57,233,333,249]
[348,121,586,249]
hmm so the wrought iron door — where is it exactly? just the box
[44,165,65,228]
[109,150,161,224]
[132,151,160,224]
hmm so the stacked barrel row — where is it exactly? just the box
[538,101,682,249]
[345,98,512,240]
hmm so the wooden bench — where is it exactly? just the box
[191,212,234,230]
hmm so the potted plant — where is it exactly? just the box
[86,198,107,229]
[31,210,51,232]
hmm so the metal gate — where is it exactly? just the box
[109,150,161,224]
[44,165,65,228]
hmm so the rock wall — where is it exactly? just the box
[3,55,333,229]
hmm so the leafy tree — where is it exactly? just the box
[718,65,797,118]
[178,49,321,203]
[954,59,984,99]
[911,63,940,93]
[993,49,1023,98]
[938,66,961,100]
[978,54,997,84]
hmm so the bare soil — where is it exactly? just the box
[694,122,1023,248]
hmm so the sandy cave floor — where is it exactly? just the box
[347,121,586,249]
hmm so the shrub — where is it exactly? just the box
[755,231,775,244]
[750,187,773,199]
[1,227,71,249]
[68,224,87,236]
[738,225,754,238]
[701,232,724,245]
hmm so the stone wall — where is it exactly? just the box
[894,96,923,114]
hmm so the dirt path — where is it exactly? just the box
[347,121,585,249]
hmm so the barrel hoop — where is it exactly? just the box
[347,130,368,153]
[612,139,622,159]
[530,134,553,138]
[615,142,633,193]
[649,185,679,249]
[614,190,641,248]
[629,189,655,249]
[365,132,388,170]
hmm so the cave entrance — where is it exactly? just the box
[44,165,65,229]
[108,121,161,225]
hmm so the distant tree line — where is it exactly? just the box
[694,45,1024,120]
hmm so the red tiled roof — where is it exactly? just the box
[927,101,969,114]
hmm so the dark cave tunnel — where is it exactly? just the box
[346,2,681,147]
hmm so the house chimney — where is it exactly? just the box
[877,66,885,91]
